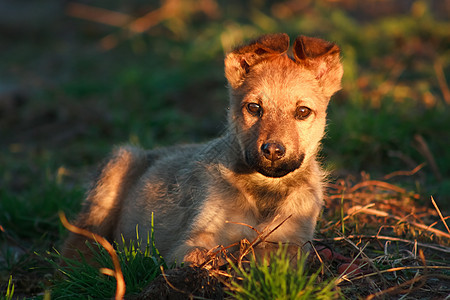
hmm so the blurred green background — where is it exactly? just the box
[0,0,449,295]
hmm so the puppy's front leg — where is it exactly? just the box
[170,232,219,266]
[182,247,210,265]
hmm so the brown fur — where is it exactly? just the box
[62,33,343,265]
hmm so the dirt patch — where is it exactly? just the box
[130,266,224,300]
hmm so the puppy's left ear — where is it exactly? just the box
[293,36,343,98]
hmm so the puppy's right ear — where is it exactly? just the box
[225,33,289,89]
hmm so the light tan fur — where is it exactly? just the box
[62,33,343,265]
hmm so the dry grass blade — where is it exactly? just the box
[430,196,450,235]
[335,242,370,284]
[227,215,293,266]
[245,215,293,252]
[383,163,426,180]
[66,2,131,27]
[413,134,442,181]
[352,266,450,283]
[260,215,293,242]
[317,235,450,254]
[348,180,406,194]
[365,274,427,300]
[59,212,125,300]
[365,250,447,300]
[434,59,450,105]
[346,205,450,239]
[225,220,262,235]
[66,0,220,50]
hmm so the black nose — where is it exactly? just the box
[261,142,285,162]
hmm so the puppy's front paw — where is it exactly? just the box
[183,247,209,266]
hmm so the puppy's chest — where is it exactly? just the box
[221,191,294,242]
[244,184,292,219]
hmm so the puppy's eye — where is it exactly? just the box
[247,103,263,117]
[295,106,312,120]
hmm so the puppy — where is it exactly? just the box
[62,33,343,265]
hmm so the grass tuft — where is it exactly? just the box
[0,276,14,300]
[227,245,342,300]
[49,238,164,299]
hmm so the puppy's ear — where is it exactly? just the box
[293,36,343,98]
[225,33,289,89]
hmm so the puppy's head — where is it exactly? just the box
[225,33,343,178]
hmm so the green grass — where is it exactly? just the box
[49,213,165,299]
[228,246,342,300]
[50,238,164,299]
[0,276,14,300]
